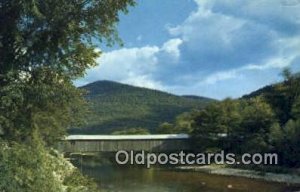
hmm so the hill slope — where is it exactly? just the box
[69,80,214,134]
[242,73,300,99]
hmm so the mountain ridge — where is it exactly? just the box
[70,80,215,134]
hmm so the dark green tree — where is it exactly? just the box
[191,98,276,154]
[0,0,135,144]
[173,112,195,134]
[238,97,276,153]
[0,1,135,190]
[263,68,300,125]
[191,100,240,152]
[156,122,175,134]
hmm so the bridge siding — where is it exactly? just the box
[59,139,190,153]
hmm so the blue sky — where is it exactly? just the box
[76,0,300,99]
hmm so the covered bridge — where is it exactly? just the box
[58,134,191,153]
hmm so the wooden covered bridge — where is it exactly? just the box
[58,134,191,153]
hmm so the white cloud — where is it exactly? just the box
[192,0,300,35]
[164,0,300,80]
[75,46,160,87]
[76,39,183,90]
[199,55,295,85]
[168,4,246,45]
[122,74,165,90]
[201,70,239,84]
[175,0,300,98]
[161,38,183,59]
[77,0,300,99]
[244,57,294,70]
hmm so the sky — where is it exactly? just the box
[75,0,300,100]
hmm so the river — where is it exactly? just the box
[75,162,300,192]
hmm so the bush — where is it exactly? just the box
[0,140,99,192]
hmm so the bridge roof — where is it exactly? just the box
[65,134,189,140]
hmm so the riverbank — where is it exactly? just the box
[173,165,300,185]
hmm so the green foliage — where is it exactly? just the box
[250,70,300,166]
[156,112,196,134]
[190,69,300,167]
[274,119,300,167]
[0,0,135,143]
[70,81,213,134]
[156,122,175,134]
[291,96,300,119]
[191,99,244,152]
[244,68,300,126]
[111,127,150,135]
[0,0,135,77]
[0,1,135,191]
[63,169,99,192]
[174,112,195,133]
[191,97,278,153]
[0,70,88,145]
[0,139,99,192]
[238,98,276,153]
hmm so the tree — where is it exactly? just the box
[190,69,300,167]
[156,122,175,134]
[291,96,300,120]
[173,112,194,134]
[0,137,99,192]
[191,97,276,154]
[0,0,135,144]
[270,119,300,167]
[236,97,276,153]
[0,1,135,190]
[155,112,196,134]
[191,100,239,152]
[263,68,300,125]
[261,69,300,166]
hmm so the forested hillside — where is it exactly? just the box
[189,70,300,167]
[69,81,214,134]
[154,69,300,168]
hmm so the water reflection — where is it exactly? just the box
[79,164,300,192]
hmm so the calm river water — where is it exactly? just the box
[77,163,300,192]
